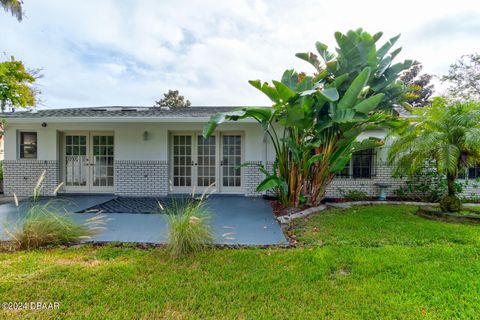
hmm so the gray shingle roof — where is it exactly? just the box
[1,106,240,119]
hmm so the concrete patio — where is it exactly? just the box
[0,195,287,245]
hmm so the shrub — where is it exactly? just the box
[339,189,368,201]
[5,172,105,250]
[165,198,214,258]
[439,195,462,213]
[393,166,463,202]
[7,203,105,250]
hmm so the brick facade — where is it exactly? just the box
[243,161,264,197]
[4,158,480,200]
[325,162,407,198]
[243,160,275,197]
[4,160,59,196]
[325,162,480,200]
[114,160,169,196]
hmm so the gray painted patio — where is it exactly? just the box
[0,195,287,245]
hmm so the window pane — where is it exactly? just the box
[21,132,37,145]
[20,132,38,159]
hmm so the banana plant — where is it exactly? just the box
[204,29,412,207]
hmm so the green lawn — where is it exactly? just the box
[1,205,480,319]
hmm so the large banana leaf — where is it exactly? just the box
[337,67,371,110]
[353,93,385,114]
[203,108,272,137]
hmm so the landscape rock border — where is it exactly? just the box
[275,200,480,224]
[416,206,480,223]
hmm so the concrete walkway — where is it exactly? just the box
[0,195,287,245]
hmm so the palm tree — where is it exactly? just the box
[388,97,480,211]
[1,0,23,21]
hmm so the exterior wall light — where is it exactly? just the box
[41,122,47,127]
[143,131,149,141]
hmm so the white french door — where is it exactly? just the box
[220,134,243,192]
[63,132,114,193]
[171,133,243,193]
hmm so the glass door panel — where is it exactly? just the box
[221,135,241,188]
[197,136,216,187]
[172,135,192,187]
[65,135,88,187]
[92,135,114,188]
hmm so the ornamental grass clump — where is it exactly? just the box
[164,186,214,258]
[5,171,106,250]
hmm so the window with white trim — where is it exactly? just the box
[338,149,375,179]
[19,132,37,159]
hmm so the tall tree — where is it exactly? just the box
[388,97,480,212]
[155,90,191,108]
[205,29,412,207]
[0,57,38,111]
[441,53,480,101]
[400,62,434,107]
[1,0,23,21]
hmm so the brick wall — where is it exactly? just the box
[4,160,59,196]
[325,161,407,198]
[114,160,168,196]
[455,180,480,199]
[325,162,480,200]
[244,161,265,197]
[242,160,275,197]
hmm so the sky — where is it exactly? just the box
[1,0,480,109]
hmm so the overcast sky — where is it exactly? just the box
[1,0,479,108]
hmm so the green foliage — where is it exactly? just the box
[440,195,462,213]
[2,205,480,318]
[0,161,3,181]
[4,173,105,250]
[389,98,480,209]
[338,189,368,201]
[0,0,23,21]
[204,28,412,207]
[0,57,38,111]
[165,198,214,258]
[7,204,105,250]
[292,204,480,247]
[393,166,463,202]
[154,89,191,108]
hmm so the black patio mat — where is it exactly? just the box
[78,197,196,214]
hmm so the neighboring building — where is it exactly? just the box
[2,106,480,199]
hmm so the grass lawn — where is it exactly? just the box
[1,205,480,319]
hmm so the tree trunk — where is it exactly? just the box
[446,172,457,196]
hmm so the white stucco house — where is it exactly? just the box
[2,106,480,199]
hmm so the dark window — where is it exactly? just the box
[19,132,37,159]
[468,166,480,179]
[338,149,375,179]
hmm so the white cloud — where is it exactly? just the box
[1,0,479,108]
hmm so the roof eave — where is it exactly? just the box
[4,116,257,124]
